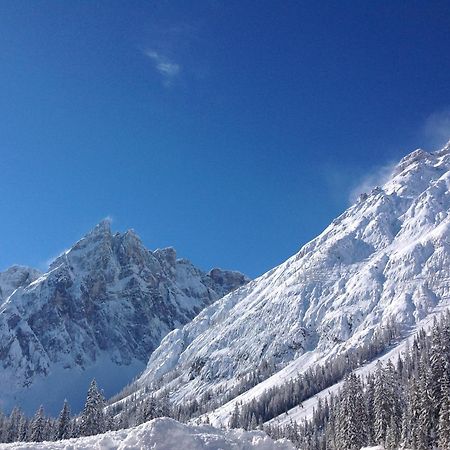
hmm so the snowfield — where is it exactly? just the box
[0,418,294,450]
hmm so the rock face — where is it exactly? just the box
[0,220,248,414]
[134,141,450,413]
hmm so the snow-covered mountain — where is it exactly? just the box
[0,220,248,414]
[131,141,450,423]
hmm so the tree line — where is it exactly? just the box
[0,379,115,443]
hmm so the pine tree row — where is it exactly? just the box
[0,379,114,443]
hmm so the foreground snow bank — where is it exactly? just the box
[0,417,294,450]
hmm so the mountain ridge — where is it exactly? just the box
[0,221,248,414]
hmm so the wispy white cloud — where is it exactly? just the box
[423,108,450,150]
[145,50,181,86]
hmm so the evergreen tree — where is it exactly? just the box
[438,362,450,449]
[229,403,241,428]
[365,374,376,445]
[417,355,433,449]
[385,415,399,450]
[30,406,45,442]
[337,374,367,450]
[17,415,28,442]
[374,362,390,444]
[5,407,22,443]
[79,379,105,436]
[430,321,444,422]
[56,400,71,440]
[400,387,413,449]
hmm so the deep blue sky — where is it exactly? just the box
[1,1,449,278]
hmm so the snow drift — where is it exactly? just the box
[0,417,294,450]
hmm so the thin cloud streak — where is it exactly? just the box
[145,50,181,85]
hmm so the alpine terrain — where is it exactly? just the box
[117,141,450,434]
[0,220,248,414]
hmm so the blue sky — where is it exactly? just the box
[0,1,449,278]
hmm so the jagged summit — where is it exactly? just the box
[130,141,450,425]
[0,224,248,414]
[92,217,112,232]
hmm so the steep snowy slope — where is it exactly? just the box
[0,417,294,450]
[267,305,445,428]
[0,220,248,414]
[132,141,450,419]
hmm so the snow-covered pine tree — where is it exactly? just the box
[29,405,45,442]
[17,415,28,442]
[430,320,444,422]
[79,379,105,436]
[438,361,450,449]
[5,407,22,443]
[336,374,367,450]
[400,385,413,449]
[385,414,399,450]
[365,373,376,445]
[417,353,433,449]
[374,361,390,444]
[56,400,71,440]
[229,403,241,428]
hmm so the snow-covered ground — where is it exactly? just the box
[0,418,294,450]
[361,447,383,450]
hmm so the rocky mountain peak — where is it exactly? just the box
[0,223,249,414]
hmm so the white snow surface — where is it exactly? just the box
[0,221,248,414]
[129,142,450,425]
[0,418,294,450]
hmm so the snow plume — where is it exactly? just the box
[424,108,450,150]
[348,160,396,204]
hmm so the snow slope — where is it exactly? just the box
[0,221,248,414]
[0,417,294,450]
[131,141,450,424]
[268,305,445,427]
